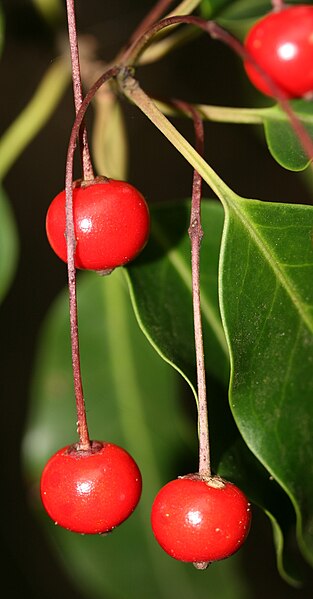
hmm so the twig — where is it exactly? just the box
[66,0,94,180]
[174,100,210,475]
[64,64,120,450]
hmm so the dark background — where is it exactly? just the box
[0,1,312,597]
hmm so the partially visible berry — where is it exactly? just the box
[40,441,142,534]
[244,5,313,98]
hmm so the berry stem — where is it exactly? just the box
[66,0,94,181]
[65,235,91,451]
[175,100,211,476]
[64,65,119,450]
[65,172,91,450]
[128,0,175,45]
[271,0,285,11]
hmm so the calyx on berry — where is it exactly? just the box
[46,177,150,272]
[151,474,251,566]
[244,5,313,98]
[40,441,142,534]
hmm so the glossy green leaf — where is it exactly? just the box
[219,195,313,568]
[23,270,251,599]
[0,185,18,303]
[262,101,313,171]
[126,200,305,585]
[127,200,229,391]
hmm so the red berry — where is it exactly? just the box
[46,179,150,271]
[244,5,313,98]
[151,475,251,564]
[40,441,142,534]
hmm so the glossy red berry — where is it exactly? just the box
[40,441,142,534]
[46,178,150,271]
[151,475,251,564]
[244,5,313,98]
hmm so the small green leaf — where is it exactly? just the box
[0,185,18,303]
[219,194,313,568]
[192,101,313,171]
[208,0,271,38]
[23,270,251,599]
[263,100,313,171]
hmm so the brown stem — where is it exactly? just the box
[65,174,91,450]
[64,65,119,450]
[271,0,286,11]
[66,0,94,180]
[122,15,313,167]
[128,0,176,45]
[174,100,210,476]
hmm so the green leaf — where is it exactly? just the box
[126,200,305,585]
[206,0,271,38]
[218,0,271,19]
[213,1,311,38]
[192,101,313,171]
[219,195,313,568]
[23,270,251,599]
[262,100,313,171]
[127,200,229,392]
[200,0,234,18]
[0,185,18,303]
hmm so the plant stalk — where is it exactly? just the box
[174,100,211,475]
[272,0,286,11]
[128,0,176,45]
[66,0,94,180]
[64,65,120,449]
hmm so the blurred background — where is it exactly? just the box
[1,1,313,597]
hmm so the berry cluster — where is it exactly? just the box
[42,167,252,561]
[36,0,291,569]
[41,175,149,534]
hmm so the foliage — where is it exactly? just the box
[1,0,313,597]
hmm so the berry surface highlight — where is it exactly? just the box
[40,441,142,534]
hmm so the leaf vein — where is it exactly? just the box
[228,200,313,335]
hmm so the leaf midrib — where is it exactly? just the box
[226,198,313,335]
